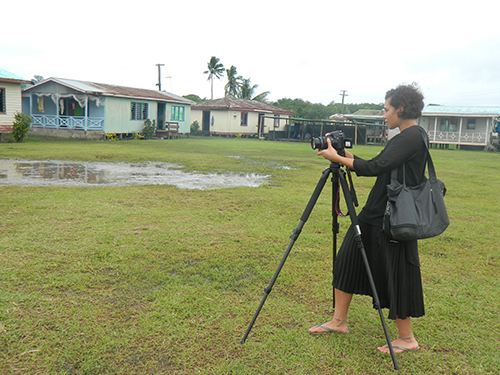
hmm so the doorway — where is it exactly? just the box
[157,103,166,129]
[202,111,211,132]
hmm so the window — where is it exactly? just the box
[0,88,5,113]
[274,114,280,128]
[440,118,457,132]
[171,106,185,121]
[241,112,248,126]
[467,119,476,130]
[131,102,148,120]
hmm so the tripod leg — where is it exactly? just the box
[331,171,339,308]
[337,169,399,371]
[241,167,332,344]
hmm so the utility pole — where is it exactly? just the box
[339,90,348,115]
[155,64,165,91]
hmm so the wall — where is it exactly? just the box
[421,116,491,133]
[191,109,290,135]
[104,97,158,134]
[28,128,104,140]
[0,82,22,132]
[166,103,191,133]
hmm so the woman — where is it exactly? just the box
[309,83,427,354]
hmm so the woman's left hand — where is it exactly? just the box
[317,138,340,163]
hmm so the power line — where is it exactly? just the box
[155,64,165,91]
[339,90,348,114]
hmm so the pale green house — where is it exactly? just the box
[22,78,194,139]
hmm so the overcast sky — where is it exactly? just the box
[3,0,500,107]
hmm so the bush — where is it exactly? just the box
[190,120,201,135]
[142,119,156,139]
[12,112,32,142]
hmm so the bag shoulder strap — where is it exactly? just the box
[390,128,435,182]
[422,131,437,179]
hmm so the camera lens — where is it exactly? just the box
[311,137,326,150]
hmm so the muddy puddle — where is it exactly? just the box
[0,159,270,190]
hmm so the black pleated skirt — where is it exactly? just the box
[333,221,425,320]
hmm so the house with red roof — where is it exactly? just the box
[191,98,294,137]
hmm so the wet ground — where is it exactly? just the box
[0,159,270,190]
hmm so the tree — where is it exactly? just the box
[141,119,156,139]
[203,56,225,100]
[33,75,44,84]
[11,112,32,142]
[272,98,383,119]
[239,78,270,102]
[183,94,206,103]
[224,65,243,98]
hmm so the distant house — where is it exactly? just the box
[0,68,32,139]
[22,78,194,139]
[419,105,500,149]
[191,98,294,137]
[342,109,392,143]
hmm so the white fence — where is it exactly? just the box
[31,115,104,131]
[428,131,487,145]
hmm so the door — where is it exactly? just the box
[202,111,210,132]
[258,113,265,136]
[157,103,165,130]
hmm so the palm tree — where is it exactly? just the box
[224,65,243,98]
[203,56,225,100]
[239,78,270,102]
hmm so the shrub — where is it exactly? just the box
[142,119,156,139]
[12,112,32,142]
[190,120,201,135]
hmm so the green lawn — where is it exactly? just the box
[1,137,499,374]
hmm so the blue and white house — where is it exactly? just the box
[419,105,500,150]
[22,78,194,139]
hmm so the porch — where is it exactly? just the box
[31,114,105,131]
[427,130,488,147]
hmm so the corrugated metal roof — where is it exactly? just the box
[23,77,194,105]
[344,109,384,120]
[423,105,500,116]
[192,98,294,115]
[0,67,31,83]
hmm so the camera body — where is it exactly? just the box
[311,130,353,152]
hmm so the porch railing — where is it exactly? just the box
[428,131,488,145]
[31,115,105,131]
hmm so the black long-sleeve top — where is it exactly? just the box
[353,125,429,225]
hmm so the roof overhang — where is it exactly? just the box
[23,77,194,105]
[0,77,32,85]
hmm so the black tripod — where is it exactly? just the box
[240,161,399,370]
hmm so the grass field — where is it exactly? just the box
[1,137,499,374]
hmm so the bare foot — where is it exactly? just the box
[308,318,348,335]
[377,336,419,353]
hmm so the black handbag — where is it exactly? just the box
[383,136,449,241]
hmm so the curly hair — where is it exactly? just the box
[385,83,424,119]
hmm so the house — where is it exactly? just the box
[340,109,399,144]
[22,78,194,139]
[191,98,294,137]
[342,109,394,143]
[0,68,32,140]
[419,105,500,150]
